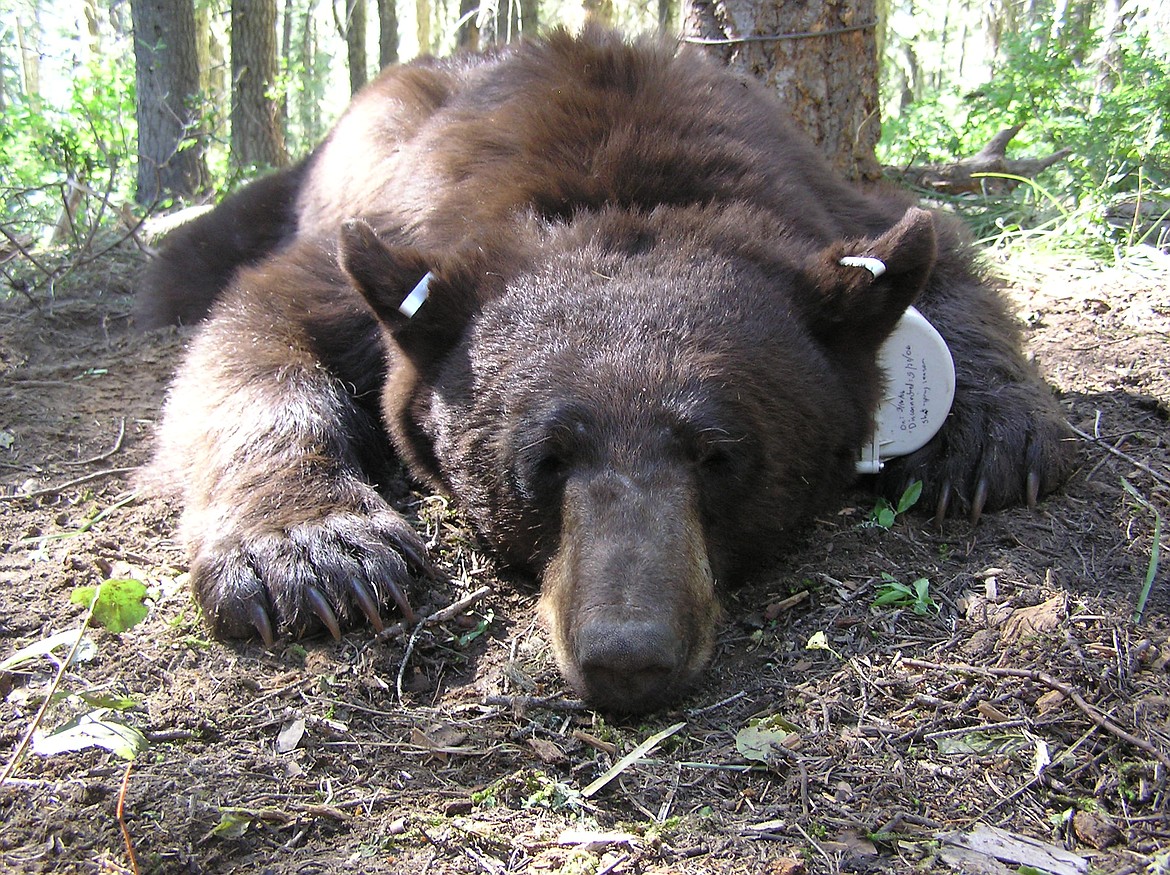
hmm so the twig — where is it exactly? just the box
[389,586,494,702]
[117,760,140,875]
[484,695,590,713]
[0,467,136,501]
[1068,422,1170,490]
[0,224,55,292]
[376,585,493,642]
[900,658,1170,769]
[62,418,126,467]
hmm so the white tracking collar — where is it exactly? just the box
[399,271,433,318]
[839,256,887,278]
[857,306,956,474]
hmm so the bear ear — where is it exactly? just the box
[801,207,938,350]
[339,220,477,364]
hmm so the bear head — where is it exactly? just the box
[340,204,936,712]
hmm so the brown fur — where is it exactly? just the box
[141,30,1074,712]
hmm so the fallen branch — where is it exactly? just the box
[896,125,1071,195]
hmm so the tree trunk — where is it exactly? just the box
[130,0,207,204]
[416,0,431,56]
[659,0,678,34]
[456,0,478,49]
[298,1,324,144]
[341,0,368,94]
[682,0,882,180]
[377,0,399,68]
[16,12,41,104]
[281,0,294,131]
[1092,0,1126,113]
[231,0,287,170]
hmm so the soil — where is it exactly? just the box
[0,241,1167,875]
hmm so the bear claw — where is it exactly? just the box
[970,476,990,526]
[247,599,276,648]
[348,577,386,632]
[933,480,952,527]
[306,586,343,640]
[1026,469,1041,509]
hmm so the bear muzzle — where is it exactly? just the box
[538,469,720,713]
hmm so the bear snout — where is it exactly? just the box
[574,615,687,710]
[537,469,720,712]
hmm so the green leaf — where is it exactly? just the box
[32,710,147,760]
[457,609,494,647]
[70,578,150,633]
[896,480,923,514]
[736,715,800,764]
[211,809,254,839]
[78,691,139,711]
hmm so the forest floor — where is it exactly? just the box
[0,239,1167,875]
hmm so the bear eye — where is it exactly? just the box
[534,447,571,482]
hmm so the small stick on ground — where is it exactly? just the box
[62,418,126,467]
[901,658,1170,769]
[1069,422,1170,490]
[0,467,137,501]
[117,761,140,875]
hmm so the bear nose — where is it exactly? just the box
[575,618,684,709]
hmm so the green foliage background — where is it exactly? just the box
[1,0,1168,259]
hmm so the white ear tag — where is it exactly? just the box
[856,306,956,474]
[398,271,433,318]
[839,256,887,278]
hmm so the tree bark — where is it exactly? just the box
[682,0,882,180]
[231,0,287,170]
[341,0,368,94]
[416,0,431,56]
[130,0,207,204]
[377,0,399,68]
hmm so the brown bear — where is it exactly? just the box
[139,29,1073,713]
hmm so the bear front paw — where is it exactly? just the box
[879,382,1076,524]
[189,508,434,645]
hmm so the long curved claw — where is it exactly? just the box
[385,578,416,623]
[247,600,276,648]
[397,539,440,582]
[306,586,342,641]
[347,577,385,633]
[970,476,990,526]
[1026,469,1041,509]
[934,480,952,528]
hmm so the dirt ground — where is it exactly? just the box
[0,240,1167,875]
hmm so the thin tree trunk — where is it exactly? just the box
[416,0,431,56]
[231,0,287,169]
[299,1,324,143]
[130,0,207,203]
[377,0,399,67]
[682,0,882,180]
[342,0,368,94]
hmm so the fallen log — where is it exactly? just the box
[896,124,1072,195]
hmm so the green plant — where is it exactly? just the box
[869,480,923,529]
[873,573,939,615]
[1120,478,1162,624]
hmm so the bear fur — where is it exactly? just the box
[140,30,1074,712]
